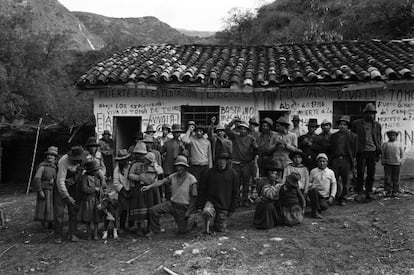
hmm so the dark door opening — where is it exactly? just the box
[332,101,375,129]
[113,116,141,152]
[259,111,290,131]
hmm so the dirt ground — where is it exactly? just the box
[1,179,414,275]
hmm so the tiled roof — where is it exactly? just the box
[77,40,414,89]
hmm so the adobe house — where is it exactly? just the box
[76,40,414,173]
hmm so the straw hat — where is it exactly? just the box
[133,143,147,154]
[321,119,332,126]
[115,149,130,161]
[174,155,189,167]
[337,115,351,125]
[237,122,249,130]
[363,103,377,113]
[261,117,274,127]
[44,146,59,157]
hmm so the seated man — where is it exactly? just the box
[200,152,239,234]
[142,156,197,236]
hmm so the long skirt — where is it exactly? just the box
[253,200,282,229]
[79,195,101,223]
[281,204,303,226]
[129,185,160,223]
[34,189,54,222]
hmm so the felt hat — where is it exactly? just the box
[215,125,226,132]
[161,124,171,131]
[216,152,231,160]
[135,132,144,140]
[171,124,184,133]
[261,117,274,127]
[248,117,259,126]
[174,155,189,167]
[386,129,399,136]
[133,142,147,154]
[115,149,130,161]
[194,125,206,133]
[68,145,84,161]
[85,137,100,147]
[289,149,305,160]
[321,119,332,126]
[144,152,156,162]
[143,135,154,143]
[285,172,301,188]
[363,103,377,113]
[45,146,59,157]
[316,153,328,161]
[306,118,319,127]
[291,115,300,121]
[237,122,250,130]
[103,130,111,136]
[145,125,156,133]
[274,117,290,126]
[85,160,100,172]
[337,115,351,125]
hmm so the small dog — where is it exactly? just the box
[97,191,120,239]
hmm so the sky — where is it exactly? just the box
[58,0,272,32]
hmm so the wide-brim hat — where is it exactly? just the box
[248,117,259,126]
[194,126,206,133]
[68,145,84,161]
[306,118,319,127]
[386,129,399,136]
[161,124,171,131]
[187,121,196,127]
[144,152,156,162]
[233,116,242,123]
[237,122,249,130]
[363,103,377,113]
[289,149,305,160]
[321,119,332,126]
[85,136,100,147]
[216,152,231,160]
[143,135,154,143]
[85,160,100,172]
[261,117,274,127]
[171,124,184,133]
[215,125,226,132]
[45,146,59,157]
[274,117,290,126]
[145,124,156,133]
[133,142,148,154]
[103,130,111,136]
[174,155,189,167]
[115,149,130,161]
[337,115,351,125]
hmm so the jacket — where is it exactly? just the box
[351,119,382,155]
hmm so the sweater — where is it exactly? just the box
[309,167,337,198]
[381,141,404,165]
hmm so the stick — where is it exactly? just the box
[123,249,151,264]
[26,118,43,195]
[163,267,179,275]
[0,244,16,259]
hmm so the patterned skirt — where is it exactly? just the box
[129,184,161,222]
[78,195,101,223]
[34,189,54,222]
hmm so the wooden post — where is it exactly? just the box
[26,118,42,195]
[0,136,2,185]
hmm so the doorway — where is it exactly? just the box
[113,116,141,152]
[259,111,290,131]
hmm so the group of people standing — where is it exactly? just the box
[32,103,405,242]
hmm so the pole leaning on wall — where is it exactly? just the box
[26,118,43,195]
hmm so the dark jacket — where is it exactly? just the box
[330,130,358,167]
[351,119,382,155]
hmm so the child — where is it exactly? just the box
[282,149,309,197]
[33,146,58,228]
[78,160,102,240]
[98,190,120,239]
[279,172,306,226]
[308,153,337,219]
[381,129,404,197]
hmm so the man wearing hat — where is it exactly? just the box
[298,118,320,170]
[309,153,337,219]
[99,130,114,180]
[207,116,232,161]
[256,117,277,176]
[330,116,358,205]
[143,135,162,166]
[183,123,213,187]
[316,119,332,156]
[54,145,85,243]
[159,124,172,148]
[270,117,298,172]
[226,118,258,207]
[289,115,307,138]
[128,132,144,154]
[160,124,188,200]
[142,156,198,236]
[200,152,239,234]
[84,136,107,182]
[351,103,382,201]
[144,124,161,151]
[248,117,260,140]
